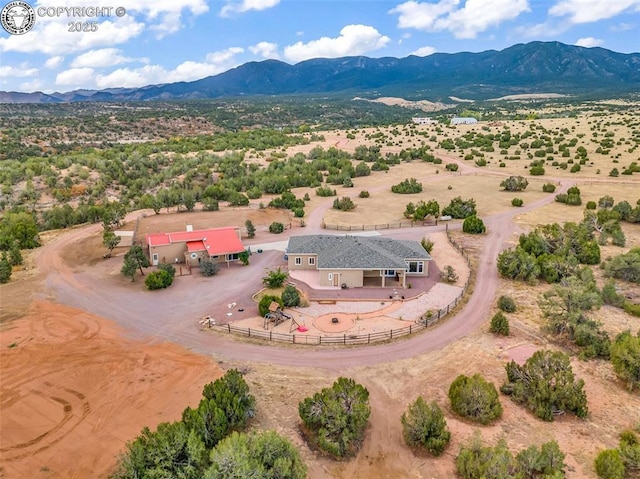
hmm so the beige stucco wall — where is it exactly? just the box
[288,254,317,271]
[405,258,430,277]
[318,269,363,288]
[150,243,187,265]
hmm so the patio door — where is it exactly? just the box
[333,273,340,287]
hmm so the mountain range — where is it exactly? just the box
[2,41,639,104]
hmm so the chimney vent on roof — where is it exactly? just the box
[186,225,193,232]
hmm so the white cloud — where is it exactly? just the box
[411,45,437,56]
[611,22,634,31]
[0,65,39,77]
[0,16,145,54]
[56,67,95,86]
[284,25,390,63]
[94,47,245,89]
[514,21,567,38]
[549,0,640,24]
[71,48,137,68]
[390,0,531,38]
[45,56,64,69]
[221,0,280,17]
[249,41,279,59]
[21,79,45,91]
[0,0,209,55]
[575,37,604,47]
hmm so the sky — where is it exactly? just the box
[0,0,639,93]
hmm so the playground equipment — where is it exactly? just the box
[199,316,215,328]
[263,301,292,329]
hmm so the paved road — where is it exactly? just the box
[37,165,572,372]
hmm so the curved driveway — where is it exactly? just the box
[38,161,572,372]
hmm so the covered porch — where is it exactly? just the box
[362,268,407,288]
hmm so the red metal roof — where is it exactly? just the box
[147,227,244,256]
[186,241,206,252]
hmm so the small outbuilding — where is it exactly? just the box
[146,226,244,267]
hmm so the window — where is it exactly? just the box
[295,257,302,265]
[328,273,333,281]
[308,257,316,265]
[227,253,239,261]
[406,261,424,274]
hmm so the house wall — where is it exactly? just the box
[288,254,317,271]
[187,250,209,267]
[150,243,186,265]
[404,258,430,276]
[318,269,363,288]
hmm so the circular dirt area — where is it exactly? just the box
[504,343,539,364]
[313,313,356,333]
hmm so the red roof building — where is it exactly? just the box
[146,226,245,267]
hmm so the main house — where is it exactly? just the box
[146,226,245,267]
[286,234,431,288]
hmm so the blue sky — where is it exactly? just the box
[1,0,639,93]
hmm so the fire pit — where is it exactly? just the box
[331,317,339,324]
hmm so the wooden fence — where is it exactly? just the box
[322,219,437,231]
[211,231,473,346]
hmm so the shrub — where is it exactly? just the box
[497,295,517,313]
[281,285,301,307]
[401,397,450,456]
[446,163,459,172]
[181,369,257,449]
[200,260,219,277]
[610,331,640,391]
[586,201,597,210]
[610,168,620,177]
[258,294,283,317]
[594,449,625,479]
[269,222,285,234]
[157,262,176,279]
[456,433,566,479]
[207,430,307,479]
[603,248,640,283]
[316,186,337,197]
[268,191,304,210]
[602,280,625,308]
[511,198,523,207]
[462,215,486,234]
[238,250,250,266]
[391,178,423,194]
[299,377,370,458]
[332,197,356,211]
[500,176,529,192]
[448,374,503,424]
[501,349,588,421]
[442,196,477,219]
[599,195,615,208]
[292,207,305,218]
[421,238,434,253]
[262,267,288,288]
[358,190,370,198]
[245,219,256,238]
[145,270,173,290]
[542,183,557,193]
[623,302,640,317]
[440,265,459,283]
[490,312,510,336]
[0,255,12,284]
[530,165,545,175]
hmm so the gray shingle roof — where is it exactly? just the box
[286,235,431,270]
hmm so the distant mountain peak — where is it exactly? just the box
[1,41,638,104]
